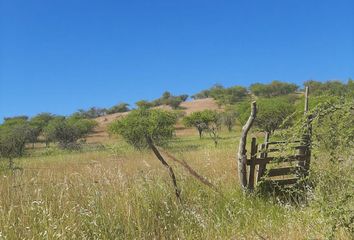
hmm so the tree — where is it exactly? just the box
[237,98,296,135]
[135,100,153,109]
[43,117,97,149]
[221,108,238,132]
[108,109,181,200]
[304,80,352,97]
[250,81,298,97]
[168,97,183,109]
[106,103,130,114]
[179,94,189,102]
[192,84,248,105]
[183,110,219,139]
[206,114,222,146]
[27,113,55,148]
[0,120,31,168]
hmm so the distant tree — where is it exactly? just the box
[183,110,219,139]
[109,109,181,200]
[304,80,351,97]
[72,107,107,119]
[4,116,29,122]
[250,81,298,97]
[28,113,55,148]
[162,91,172,100]
[106,103,130,114]
[237,98,296,135]
[0,120,31,168]
[179,94,189,102]
[192,84,248,105]
[43,117,97,149]
[135,100,153,109]
[221,108,238,132]
[168,97,183,109]
[206,113,222,146]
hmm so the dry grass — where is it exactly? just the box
[0,129,351,239]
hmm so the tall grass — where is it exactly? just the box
[0,130,352,239]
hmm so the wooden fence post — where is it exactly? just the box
[257,132,270,182]
[248,137,257,190]
[237,101,257,189]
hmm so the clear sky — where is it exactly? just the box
[0,0,353,120]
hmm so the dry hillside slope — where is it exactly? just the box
[87,98,220,143]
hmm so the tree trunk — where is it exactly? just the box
[8,158,14,170]
[237,101,257,189]
[146,137,181,202]
[198,128,202,139]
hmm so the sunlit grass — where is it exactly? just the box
[0,128,351,239]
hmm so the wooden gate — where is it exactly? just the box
[237,87,312,191]
[246,134,311,190]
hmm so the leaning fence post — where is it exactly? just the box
[237,101,257,189]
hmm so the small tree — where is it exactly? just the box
[237,98,295,135]
[44,117,97,149]
[168,97,183,109]
[106,103,130,114]
[250,81,298,97]
[221,108,238,132]
[206,114,222,146]
[0,121,31,168]
[183,110,219,139]
[135,100,153,109]
[109,109,181,200]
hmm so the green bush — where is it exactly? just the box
[237,97,296,134]
[183,110,220,139]
[250,81,298,97]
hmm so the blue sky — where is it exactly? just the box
[0,0,353,120]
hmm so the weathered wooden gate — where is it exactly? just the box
[238,87,312,191]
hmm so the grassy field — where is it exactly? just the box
[0,128,352,239]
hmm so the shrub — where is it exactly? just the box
[44,117,97,149]
[237,98,296,134]
[0,120,31,168]
[106,103,130,114]
[109,109,181,200]
[250,81,298,97]
[183,110,219,139]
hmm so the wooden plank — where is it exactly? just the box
[267,166,299,177]
[267,140,301,145]
[260,145,308,153]
[248,137,257,190]
[268,177,299,186]
[247,155,306,165]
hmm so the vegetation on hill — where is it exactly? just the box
[0,79,353,239]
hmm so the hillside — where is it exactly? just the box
[86,98,221,143]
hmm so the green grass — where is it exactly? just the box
[0,129,352,239]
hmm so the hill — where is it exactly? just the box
[86,98,220,143]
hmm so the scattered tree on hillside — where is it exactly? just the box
[183,110,219,139]
[221,108,238,132]
[237,98,296,135]
[4,116,29,122]
[108,109,181,200]
[192,84,248,105]
[0,119,31,168]
[250,81,298,97]
[43,117,97,149]
[106,103,130,114]
[136,100,154,109]
[304,79,353,97]
[72,107,107,119]
[206,114,222,146]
